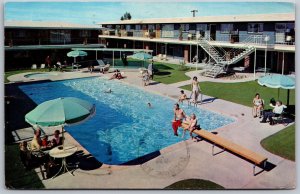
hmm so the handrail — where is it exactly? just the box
[198,35,225,63]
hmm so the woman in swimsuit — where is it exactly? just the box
[253,93,264,118]
[190,76,201,104]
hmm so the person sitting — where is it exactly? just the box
[51,130,62,147]
[88,65,94,73]
[109,69,124,80]
[178,90,187,103]
[182,113,198,139]
[252,93,264,118]
[260,101,287,125]
[41,135,52,150]
[31,128,42,151]
[55,61,62,71]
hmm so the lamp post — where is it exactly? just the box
[264,35,270,76]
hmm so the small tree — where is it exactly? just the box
[121,12,132,20]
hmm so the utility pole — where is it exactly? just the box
[191,10,198,17]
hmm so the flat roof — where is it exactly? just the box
[5,44,105,51]
[72,48,153,53]
[5,20,100,29]
[99,13,294,25]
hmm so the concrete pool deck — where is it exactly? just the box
[7,69,296,189]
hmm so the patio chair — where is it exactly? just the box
[31,64,37,69]
[162,54,167,61]
[272,108,288,125]
[40,64,45,69]
[99,64,110,74]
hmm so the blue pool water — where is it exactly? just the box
[19,77,234,164]
[24,72,58,79]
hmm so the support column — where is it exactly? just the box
[254,48,257,80]
[184,45,189,62]
[282,52,285,75]
[189,44,192,63]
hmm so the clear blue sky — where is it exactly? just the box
[4,1,295,25]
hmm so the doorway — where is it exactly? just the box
[210,24,216,40]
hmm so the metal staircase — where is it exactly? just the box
[199,35,256,78]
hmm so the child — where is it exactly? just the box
[41,135,51,149]
[178,90,187,103]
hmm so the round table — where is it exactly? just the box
[49,145,78,178]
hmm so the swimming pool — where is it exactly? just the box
[24,72,58,79]
[19,77,234,165]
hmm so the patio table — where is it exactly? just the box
[49,145,78,179]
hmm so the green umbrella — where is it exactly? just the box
[131,52,153,67]
[67,50,88,63]
[258,74,295,105]
[25,97,95,146]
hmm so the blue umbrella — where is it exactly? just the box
[258,74,295,105]
[131,52,153,67]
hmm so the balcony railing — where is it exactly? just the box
[5,37,99,46]
[100,29,295,46]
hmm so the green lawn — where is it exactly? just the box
[180,81,295,110]
[164,179,224,189]
[261,124,295,161]
[5,144,44,189]
[153,62,194,84]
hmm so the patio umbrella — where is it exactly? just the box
[258,74,295,105]
[131,52,153,67]
[25,97,95,147]
[67,50,88,63]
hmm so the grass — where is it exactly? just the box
[261,124,295,161]
[4,69,49,83]
[164,179,224,189]
[180,81,295,110]
[5,144,44,189]
[153,62,194,84]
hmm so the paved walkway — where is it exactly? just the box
[7,69,295,189]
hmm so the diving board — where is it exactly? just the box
[182,123,268,175]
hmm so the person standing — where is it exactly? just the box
[190,76,201,104]
[172,103,187,136]
[45,56,52,71]
[147,60,154,80]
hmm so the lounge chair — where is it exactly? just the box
[31,64,37,69]
[40,64,45,69]
[99,64,110,73]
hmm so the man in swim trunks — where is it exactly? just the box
[172,103,187,136]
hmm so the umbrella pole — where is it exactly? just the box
[62,126,65,149]
[287,89,290,106]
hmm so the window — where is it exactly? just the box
[15,30,26,38]
[79,30,91,37]
[183,24,189,31]
[126,25,131,31]
[220,24,233,33]
[135,25,141,30]
[248,23,263,33]
[50,30,71,43]
[276,23,295,33]
[196,24,207,31]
